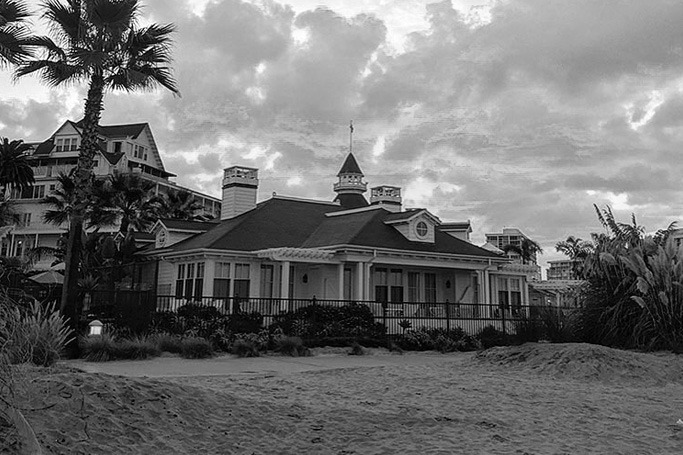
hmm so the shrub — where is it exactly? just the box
[274,336,309,357]
[2,300,74,367]
[477,325,511,349]
[348,342,365,356]
[80,333,121,362]
[180,337,214,359]
[393,327,478,352]
[231,339,260,358]
[514,317,544,343]
[271,303,386,341]
[153,333,183,354]
[116,335,161,360]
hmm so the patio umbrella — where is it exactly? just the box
[29,270,64,285]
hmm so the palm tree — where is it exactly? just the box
[0,137,34,194]
[501,238,543,265]
[0,0,32,67]
[98,172,158,234]
[555,236,593,279]
[16,0,178,323]
[43,172,115,228]
[155,189,204,221]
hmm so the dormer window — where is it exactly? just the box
[55,137,78,152]
[416,221,428,238]
[384,209,441,243]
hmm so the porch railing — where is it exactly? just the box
[149,295,576,336]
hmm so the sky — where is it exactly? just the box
[2,0,683,270]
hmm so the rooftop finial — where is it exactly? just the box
[349,120,354,153]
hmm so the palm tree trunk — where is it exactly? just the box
[60,74,105,348]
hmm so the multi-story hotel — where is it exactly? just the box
[1,120,221,269]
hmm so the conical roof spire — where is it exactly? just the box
[337,152,363,176]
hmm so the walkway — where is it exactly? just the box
[68,351,459,378]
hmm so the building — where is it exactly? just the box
[1,120,221,269]
[547,259,577,280]
[139,153,535,333]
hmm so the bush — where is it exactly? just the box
[274,336,309,357]
[348,342,365,356]
[270,303,386,341]
[117,335,161,360]
[394,327,478,352]
[231,339,260,358]
[151,309,264,342]
[153,332,183,354]
[477,325,511,349]
[80,333,121,362]
[1,299,74,367]
[514,317,544,343]
[180,337,214,359]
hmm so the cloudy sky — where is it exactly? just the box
[2,0,683,269]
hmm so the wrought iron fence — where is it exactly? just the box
[149,295,577,336]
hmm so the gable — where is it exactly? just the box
[384,209,441,243]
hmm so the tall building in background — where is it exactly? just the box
[1,120,220,269]
[485,227,539,264]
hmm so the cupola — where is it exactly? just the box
[333,153,368,209]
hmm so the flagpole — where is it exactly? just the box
[349,120,354,153]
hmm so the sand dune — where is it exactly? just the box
[2,343,683,454]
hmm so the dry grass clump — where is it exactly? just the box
[180,337,214,359]
[274,336,310,357]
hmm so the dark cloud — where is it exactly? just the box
[4,0,683,268]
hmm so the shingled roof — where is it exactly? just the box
[165,198,344,253]
[159,197,500,259]
[75,120,147,139]
[303,209,500,257]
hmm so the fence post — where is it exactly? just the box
[500,303,507,337]
[445,299,450,333]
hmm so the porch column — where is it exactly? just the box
[364,263,373,301]
[204,261,216,299]
[356,262,364,301]
[483,269,491,317]
[280,261,290,312]
[338,263,345,300]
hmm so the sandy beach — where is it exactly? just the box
[3,343,683,454]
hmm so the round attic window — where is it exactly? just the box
[416,221,428,238]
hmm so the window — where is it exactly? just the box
[374,268,388,303]
[20,213,31,227]
[408,272,419,302]
[497,277,509,310]
[0,240,8,257]
[114,142,122,153]
[233,263,250,299]
[55,137,78,152]
[389,269,403,303]
[213,262,231,299]
[424,273,437,303]
[176,262,204,300]
[49,184,56,192]
[184,263,195,299]
[415,221,428,237]
[510,279,522,315]
[260,264,274,298]
[33,185,45,199]
[175,264,185,298]
[194,262,205,300]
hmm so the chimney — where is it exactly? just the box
[370,186,402,212]
[221,166,258,220]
